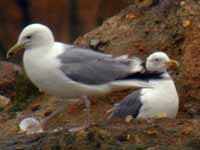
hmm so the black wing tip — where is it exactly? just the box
[118,71,165,81]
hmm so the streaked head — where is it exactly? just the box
[146,52,179,73]
[7,24,54,58]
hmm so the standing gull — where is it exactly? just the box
[7,24,150,127]
[108,52,179,120]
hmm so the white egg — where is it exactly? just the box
[19,117,43,134]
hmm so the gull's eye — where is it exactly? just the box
[154,58,160,62]
[26,35,32,39]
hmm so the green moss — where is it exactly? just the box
[10,72,39,112]
[0,43,6,59]
[0,107,4,112]
[51,144,61,150]
[123,145,149,150]
[65,133,76,145]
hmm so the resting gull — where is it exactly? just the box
[108,52,179,120]
[7,24,151,127]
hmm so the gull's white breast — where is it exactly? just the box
[137,77,179,118]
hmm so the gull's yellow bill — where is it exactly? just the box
[166,59,179,69]
[6,43,25,59]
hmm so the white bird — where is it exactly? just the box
[7,24,151,127]
[108,52,179,120]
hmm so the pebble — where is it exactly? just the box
[0,95,10,107]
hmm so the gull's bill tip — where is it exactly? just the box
[166,59,179,69]
[7,43,25,59]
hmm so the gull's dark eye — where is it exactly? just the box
[26,35,32,39]
[154,58,160,62]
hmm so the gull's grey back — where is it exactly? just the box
[58,46,141,85]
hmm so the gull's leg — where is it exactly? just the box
[81,95,91,128]
[66,96,91,133]
[41,101,67,129]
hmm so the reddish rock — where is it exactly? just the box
[29,0,71,42]
[0,0,131,54]
[0,61,21,98]
[0,1,22,50]
[74,0,200,115]
[182,1,200,99]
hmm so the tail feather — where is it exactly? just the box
[129,57,144,73]
[109,80,152,91]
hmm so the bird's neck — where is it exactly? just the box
[23,46,51,66]
[161,72,170,78]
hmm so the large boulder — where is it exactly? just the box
[75,0,200,115]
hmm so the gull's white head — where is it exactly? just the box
[7,24,54,58]
[146,52,179,73]
[19,24,54,48]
